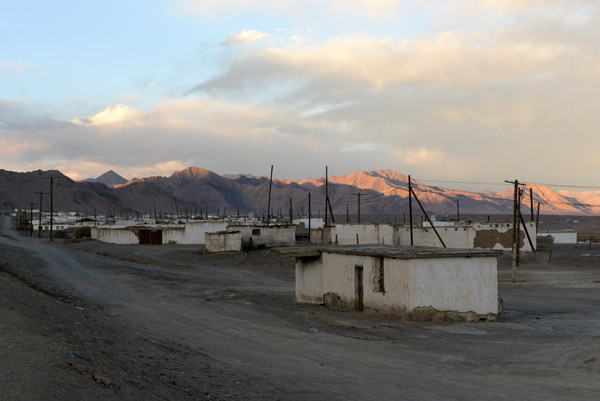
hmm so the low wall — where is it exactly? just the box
[94,227,139,244]
[205,231,242,253]
[331,224,394,245]
[394,222,536,251]
[539,231,577,244]
[232,225,296,249]
[163,221,229,244]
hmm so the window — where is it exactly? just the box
[373,257,385,293]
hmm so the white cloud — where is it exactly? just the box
[72,104,142,127]
[226,30,269,44]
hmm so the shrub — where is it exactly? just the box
[74,226,92,239]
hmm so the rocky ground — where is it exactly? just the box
[1,216,600,400]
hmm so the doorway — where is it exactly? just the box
[355,265,364,311]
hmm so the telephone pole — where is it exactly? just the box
[506,179,526,283]
[408,175,414,246]
[267,165,273,225]
[324,166,329,226]
[29,202,35,237]
[34,191,47,238]
[351,192,367,224]
[43,174,61,242]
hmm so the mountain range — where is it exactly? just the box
[1,167,599,217]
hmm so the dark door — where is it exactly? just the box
[139,229,162,245]
[355,265,364,311]
[139,229,151,245]
[151,230,162,245]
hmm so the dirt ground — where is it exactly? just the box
[1,216,600,400]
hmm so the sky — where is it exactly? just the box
[1,0,599,192]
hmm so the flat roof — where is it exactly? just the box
[275,245,501,259]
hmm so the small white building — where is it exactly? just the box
[205,231,242,253]
[280,245,499,322]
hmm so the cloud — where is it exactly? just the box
[226,30,269,44]
[72,104,142,127]
[0,138,48,155]
[4,0,600,189]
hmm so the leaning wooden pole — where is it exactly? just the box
[408,175,414,246]
[325,165,328,226]
[266,165,273,225]
[410,187,446,248]
[327,197,335,224]
[518,210,536,254]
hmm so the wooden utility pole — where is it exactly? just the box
[308,192,312,241]
[267,165,273,225]
[456,199,460,221]
[516,188,522,267]
[352,193,366,224]
[43,174,61,242]
[29,202,34,237]
[536,202,540,231]
[408,175,414,246]
[530,188,534,221]
[324,166,328,226]
[35,191,47,238]
[506,179,521,283]
[289,198,293,224]
[346,204,350,224]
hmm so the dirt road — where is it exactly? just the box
[1,216,600,400]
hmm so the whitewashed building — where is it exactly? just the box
[280,245,499,322]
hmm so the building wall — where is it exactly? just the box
[309,226,334,245]
[205,231,242,253]
[94,227,139,244]
[394,226,472,248]
[402,257,497,315]
[393,222,536,251]
[293,218,324,229]
[539,231,577,244]
[232,225,296,248]
[163,221,229,244]
[295,257,324,304]
[331,224,394,245]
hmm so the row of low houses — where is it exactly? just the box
[88,219,543,322]
[90,220,539,251]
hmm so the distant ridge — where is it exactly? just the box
[82,170,128,188]
[2,167,599,215]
